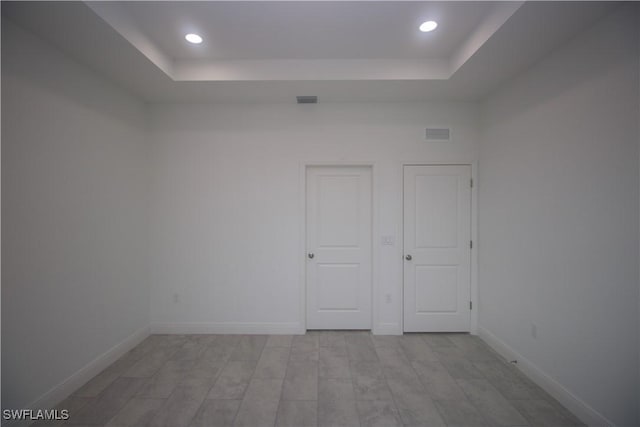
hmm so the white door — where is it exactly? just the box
[403,165,471,332]
[306,166,372,330]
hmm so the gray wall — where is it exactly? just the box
[147,102,479,335]
[479,5,640,425]
[1,19,150,410]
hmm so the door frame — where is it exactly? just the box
[299,162,378,333]
[401,162,478,335]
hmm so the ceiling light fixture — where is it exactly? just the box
[185,33,203,44]
[419,21,438,32]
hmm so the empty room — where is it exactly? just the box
[1,1,639,426]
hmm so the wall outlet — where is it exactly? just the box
[385,294,392,304]
[173,293,180,303]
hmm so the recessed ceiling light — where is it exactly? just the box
[419,21,438,32]
[185,33,203,44]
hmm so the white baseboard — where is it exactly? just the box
[374,322,402,335]
[477,326,614,427]
[149,322,304,335]
[5,325,150,427]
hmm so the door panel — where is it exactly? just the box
[307,166,372,330]
[404,165,471,332]
[317,264,360,310]
[318,175,360,247]
[415,175,458,248]
[415,266,458,313]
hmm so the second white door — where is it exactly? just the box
[404,165,471,332]
[306,166,372,330]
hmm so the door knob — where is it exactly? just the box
[405,254,412,261]
[308,253,315,259]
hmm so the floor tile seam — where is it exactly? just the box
[209,337,244,426]
[274,333,300,426]
[454,378,530,427]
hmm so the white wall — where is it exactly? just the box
[1,19,150,411]
[148,102,479,334]
[479,5,639,426]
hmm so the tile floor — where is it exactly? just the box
[38,332,585,426]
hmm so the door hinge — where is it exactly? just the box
[470,301,473,310]
[470,178,473,188]
[470,240,473,249]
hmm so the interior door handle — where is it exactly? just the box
[405,254,412,261]
[308,253,315,259]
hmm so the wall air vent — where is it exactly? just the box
[425,127,451,142]
[296,96,318,104]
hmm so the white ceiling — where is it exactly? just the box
[122,1,495,60]
[1,1,616,103]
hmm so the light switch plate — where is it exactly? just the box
[381,235,395,246]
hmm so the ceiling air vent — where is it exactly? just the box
[425,127,451,142]
[296,96,318,104]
